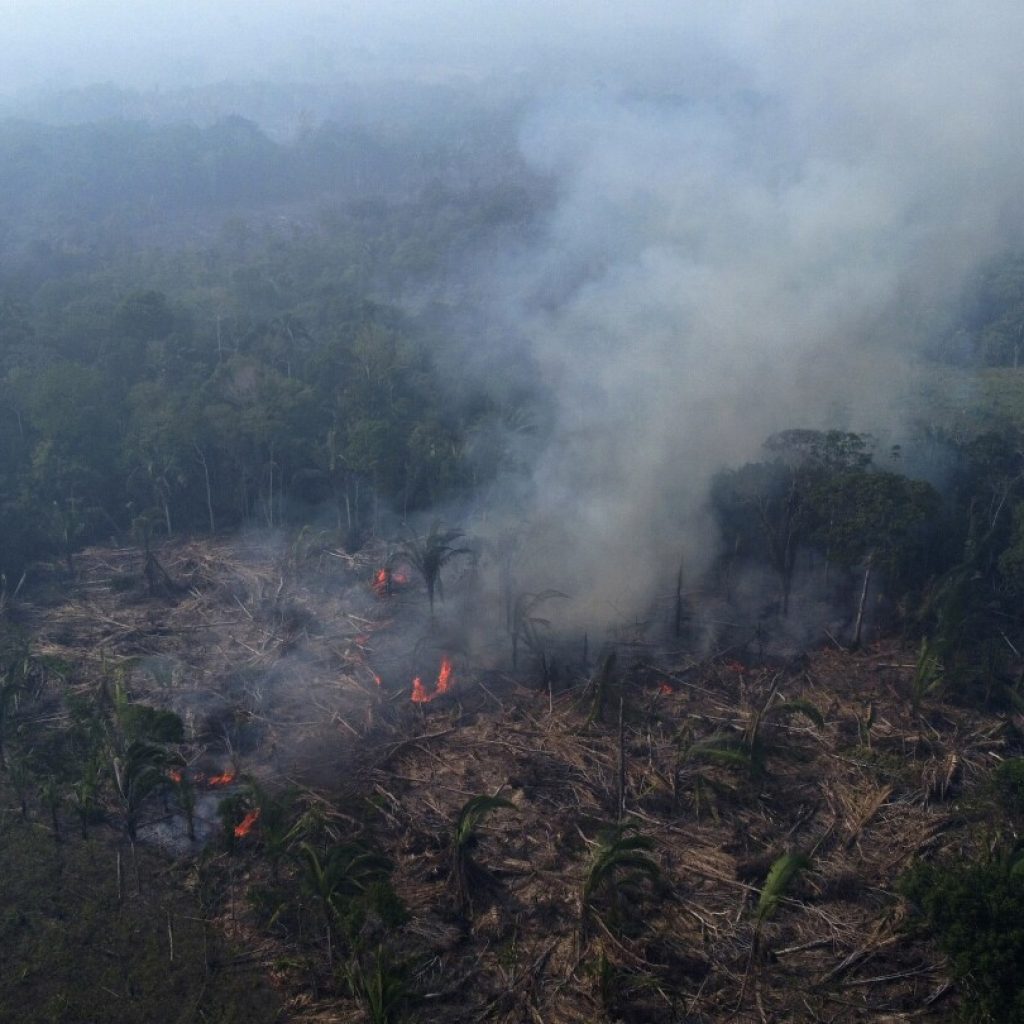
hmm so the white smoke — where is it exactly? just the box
[466,3,1024,624]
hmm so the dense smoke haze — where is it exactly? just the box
[7,2,1024,626]
[461,3,1024,623]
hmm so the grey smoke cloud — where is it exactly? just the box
[457,3,1024,624]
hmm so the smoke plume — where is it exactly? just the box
[461,2,1024,626]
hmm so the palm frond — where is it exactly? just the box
[455,795,515,849]
[583,823,660,903]
[756,852,811,924]
[763,699,825,729]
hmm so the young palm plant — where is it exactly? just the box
[298,841,392,963]
[755,851,811,931]
[112,739,167,844]
[743,689,824,776]
[402,522,470,617]
[69,756,102,839]
[0,671,26,770]
[509,590,567,669]
[344,945,408,1024]
[739,851,812,1005]
[675,728,753,818]
[580,821,661,945]
[245,778,300,880]
[451,794,515,915]
[39,776,62,841]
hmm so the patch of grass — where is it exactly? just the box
[992,758,1024,815]
[0,801,281,1024]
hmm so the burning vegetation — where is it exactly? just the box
[410,655,455,704]
[5,425,1024,1022]
[233,807,261,839]
[5,494,1024,1024]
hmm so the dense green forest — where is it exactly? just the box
[0,110,553,587]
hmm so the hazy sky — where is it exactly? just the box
[5,2,742,92]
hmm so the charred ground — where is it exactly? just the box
[2,532,1021,1023]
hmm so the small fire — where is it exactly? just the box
[437,656,454,695]
[372,568,392,598]
[233,807,261,839]
[168,768,183,784]
[393,571,409,585]
[657,681,673,695]
[373,673,382,687]
[724,660,747,674]
[410,656,455,704]
[206,771,236,788]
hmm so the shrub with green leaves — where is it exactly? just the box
[902,854,1024,1022]
[992,758,1024,816]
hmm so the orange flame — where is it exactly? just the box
[372,568,391,597]
[410,656,455,704]
[206,771,236,788]
[393,571,409,585]
[373,673,382,687]
[437,656,454,695]
[233,808,261,838]
[168,768,183,784]
[657,682,673,695]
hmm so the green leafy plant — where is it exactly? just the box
[510,590,566,669]
[0,672,25,771]
[402,522,470,616]
[992,758,1024,816]
[739,851,812,1006]
[911,636,944,712]
[451,794,515,914]
[676,730,753,817]
[111,739,167,844]
[39,776,62,841]
[902,851,1024,1022]
[584,651,618,727]
[743,689,824,775]
[581,821,661,941]
[244,778,300,880]
[756,852,811,927]
[344,945,408,1024]
[297,842,392,962]
[69,757,103,839]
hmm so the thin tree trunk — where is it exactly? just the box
[616,697,626,823]
[195,444,215,534]
[853,553,874,648]
[674,560,684,637]
[267,442,274,528]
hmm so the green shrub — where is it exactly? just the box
[902,854,1024,1022]
[993,758,1024,815]
[120,703,184,744]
